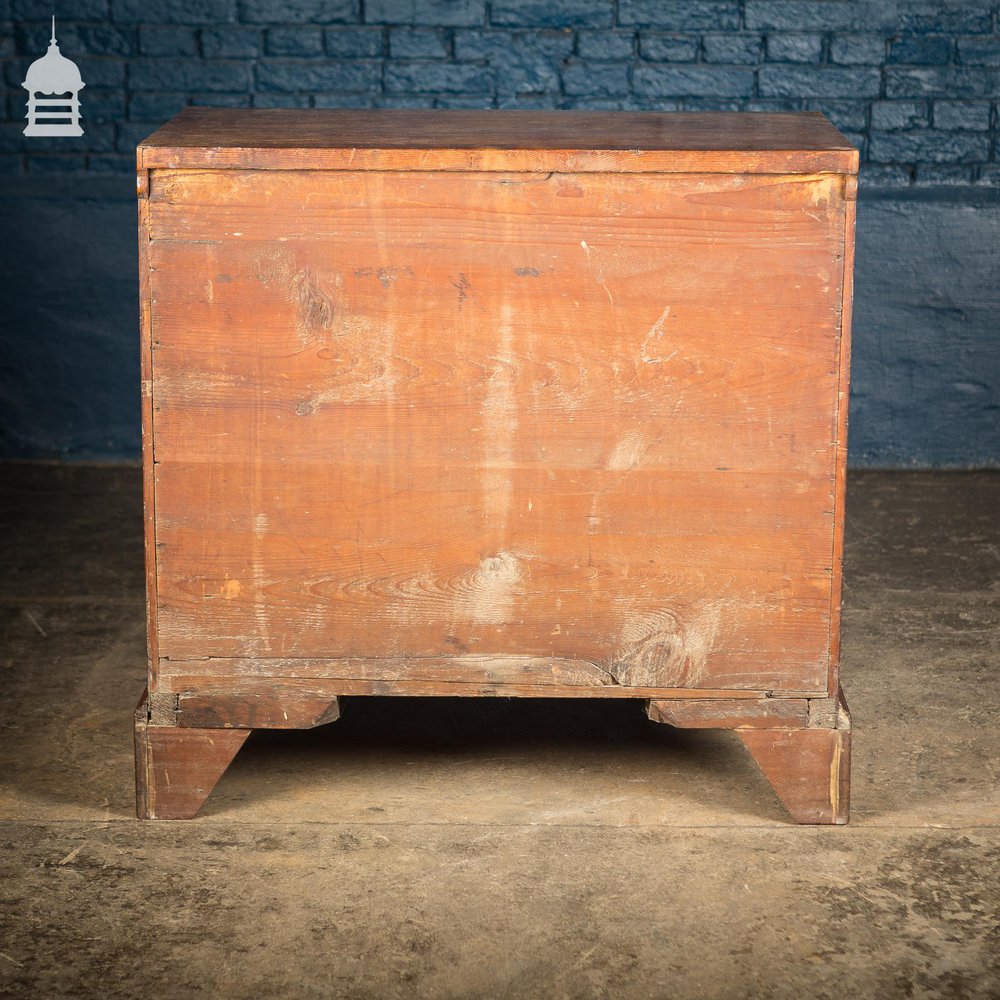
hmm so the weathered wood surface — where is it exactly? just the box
[159,666,818,700]
[134,691,250,819]
[647,697,810,729]
[139,108,858,175]
[175,684,341,729]
[738,691,851,824]
[147,167,849,695]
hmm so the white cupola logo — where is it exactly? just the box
[22,16,86,137]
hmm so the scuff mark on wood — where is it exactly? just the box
[514,266,542,277]
[462,550,525,625]
[354,265,413,288]
[251,513,272,657]
[377,265,412,288]
[289,312,400,409]
[580,240,614,306]
[612,600,725,687]
[607,429,647,471]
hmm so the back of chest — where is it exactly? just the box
[135,108,856,824]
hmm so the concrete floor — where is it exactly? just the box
[0,465,997,999]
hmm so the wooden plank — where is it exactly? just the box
[138,108,858,175]
[827,173,857,695]
[646,697,810,729]
[151,469,836,675]
[176,683,340,729]
[158,670,826,700]
[152,466,835,539]
[151,501,834,680]
[156,656,829,699]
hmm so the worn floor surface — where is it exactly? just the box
[0,465,997,999]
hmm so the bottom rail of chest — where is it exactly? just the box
[134,679,851,825]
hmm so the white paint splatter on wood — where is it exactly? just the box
[607,429,646,471]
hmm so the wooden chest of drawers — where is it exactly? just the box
[134,108,856,823]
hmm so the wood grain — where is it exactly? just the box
[147,167,847,693]
[137,169,159,690]
[138,108,857,175]
[827,173,857,693]
[134,691,250,819]
[739,725,851,824]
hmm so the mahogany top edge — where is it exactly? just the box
[138,108,859,175]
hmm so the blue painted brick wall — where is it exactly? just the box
[1,0,998,187]
[1,2,999,464]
